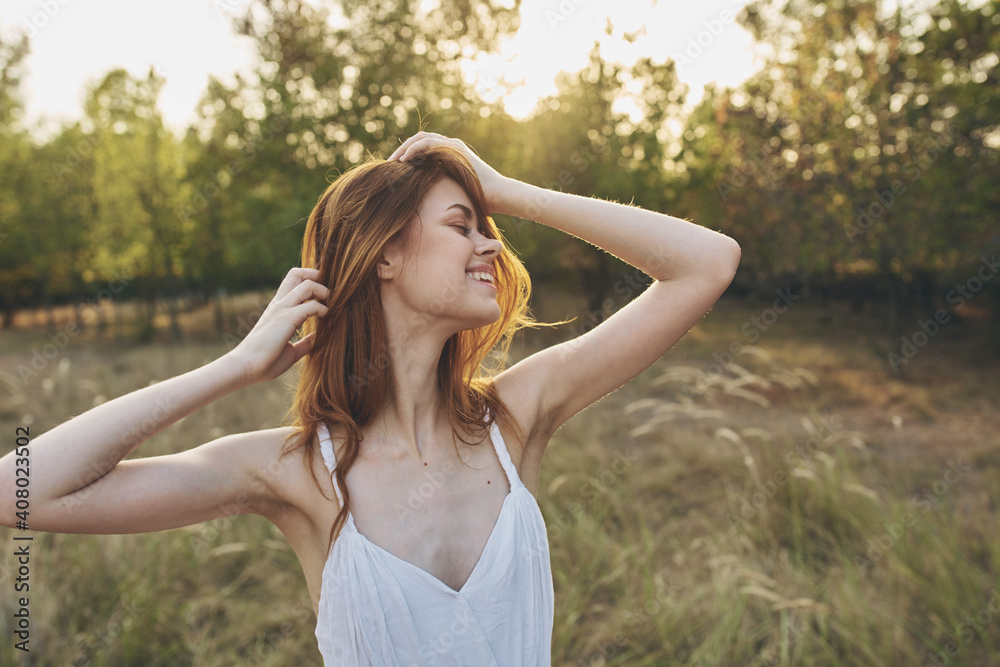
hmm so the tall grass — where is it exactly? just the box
[1,299,997,665]
[542,345,998,666]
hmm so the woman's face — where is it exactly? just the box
[380,176,503,332]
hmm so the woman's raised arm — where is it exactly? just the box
[0,267,329,534]
[492,174,740,447]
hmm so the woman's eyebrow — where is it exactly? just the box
[444,203,473,220]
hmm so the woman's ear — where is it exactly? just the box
[378,223,412,280]
[377,239,403,281]
[377,255,396,280]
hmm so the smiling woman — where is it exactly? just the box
[0,130,739,665]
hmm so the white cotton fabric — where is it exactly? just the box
[314,414,554,666]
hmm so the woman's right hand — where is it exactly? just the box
[227,267,330,385]
[388,131,511,214]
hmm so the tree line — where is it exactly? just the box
[0,0,996,347]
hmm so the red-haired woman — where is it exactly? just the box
[1,132,740,665]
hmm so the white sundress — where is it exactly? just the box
[313,414,555,666]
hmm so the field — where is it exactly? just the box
[1,291,998,666]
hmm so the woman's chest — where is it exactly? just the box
[342,441,513,587]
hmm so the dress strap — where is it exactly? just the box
[317,422,345,504]
[488,413,523,491]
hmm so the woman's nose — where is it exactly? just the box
[477,235,502,258]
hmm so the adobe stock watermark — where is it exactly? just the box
[725,415,840,535]
[852,457,971,574]
[887,254,998,373]
[209,0,251,22]
[686,287,799,396]
[393,461,460,522]
[179,115,291,221]
[671,2,745,73]
[343,275,470,394]
[69,597,142,667]
[190,445,305,555]
[243,600,314,667]
[749,615,807,667]
[556,266,652,355]
[844,128,955,243]
[545,0,591,30]
[516,137,612,229]
[472,70,501,100]
[554,241,692,363]
[221,294,273,350]
[887,308,951,374]
[407,606,477,664]
[328,264,484,396]
[922,588,1000,667]
[19,0,73,38]
[59,395,182,513]
[545,446,639,542]
[945,254,999,309]
[188,484,270,556]
[577,581,678,666]
[51,124,104,184]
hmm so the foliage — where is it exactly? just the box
[0,0,995,341]
[679,0,999,327]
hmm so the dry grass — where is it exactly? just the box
[0,293,997,665]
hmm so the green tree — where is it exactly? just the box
[180,74,261,333]
[83,68,186,340]
[0,31,35,328]
[497,41,685,317]
[174,0,527,305]
[683,0,998,354]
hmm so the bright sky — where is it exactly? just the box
[1,0,759,139]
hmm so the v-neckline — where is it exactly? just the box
[336,418,518,595]
[346,487,518,595]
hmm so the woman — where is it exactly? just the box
[0,131,740,664]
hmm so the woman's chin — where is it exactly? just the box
[460,305,502,330]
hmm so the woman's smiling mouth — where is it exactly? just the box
[466,271,497,288]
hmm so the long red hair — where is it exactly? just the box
[279,143,549,557]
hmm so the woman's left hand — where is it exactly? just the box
[387,131,509,214]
